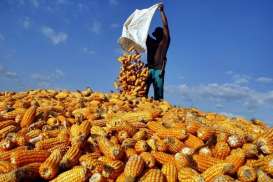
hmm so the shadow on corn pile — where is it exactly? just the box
[0,88,272,182]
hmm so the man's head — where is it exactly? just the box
[152,27,163,41]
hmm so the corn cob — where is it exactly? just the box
[216,132,229,142]
[212,141,231,160]
[164,137,185,154]
[0,146,27,161]
[16,162,41,180]
[180,146,195,156]
[97,136,123,160]
[102,160,124,179]
[147,121,165,132]
[116,172,126,182]
[90,126,107,137]
[178,167,202,182]
[242,143,258,158]
[185,120,202,134]
[39,149,63,180]
[35,136,70,150]
[50,166,87,182]
[122,138,137,149]
[174,152,191,170]
[156,128,187,140]
[89,173,107,182]
[124,155,145,181]
[135,140,149,153]
[0,161,16,173]
[25,129,42,140]
[117,130,129,142]
[60,143,82,170]
[152,151,175,165]
[125,148,137,158]
[211,175,235,182]
[140,169,166,182]
[161,163,177,182]
[198,147,212,156]
[252,154,273,175]
[20,106,37,128]
[0,125,18,140]
[225,149,246,174]
[1,108,26,120]
[227,134,245,148]
[140,152,156,168]
[110,135,120,145]
[197,127,214,141]
[0,170,16,182]
[0,120,17,130]
[257,169,273,182]
[184,134,204,149]
[201,162,234,182]
[255,128,273,154]
[193,154,222,172]
[237,165,256,182]
[133,130,148,141]
[10,149,49,167]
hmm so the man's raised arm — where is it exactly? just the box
[159,4,170,43]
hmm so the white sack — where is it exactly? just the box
[119,3,160,53]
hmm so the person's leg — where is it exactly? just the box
[154,69,164,100]
[145,69,153,97]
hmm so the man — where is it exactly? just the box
[146,4,170,100]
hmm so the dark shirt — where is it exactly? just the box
[146,35,170,69]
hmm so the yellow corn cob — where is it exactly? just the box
[25,129,42,140]
[16,162,41,180]
[1,108,26,120]
[257,169,273,182]
[97,136,123,160]
[212,141,231,160]
[35,136,70,150]
[133,130,148,141]
[89,173,107,182]
[50,166,87,182]
[193,154,222,172]
[178,167,201,182]
[156,128,187,140]
[121,138,137,149]
[60,143,82,170]
[48,143,70,153]
[224,149,246,174]
[124,155,145,181]
[186,120,202,134]
[198,147,212,156]
[0,161,16,173]
[216,132,229,142]
[117,130,129,142]
[39,149,63,180]
[252,154,273,175]
[125,148,137,158]
[0,170,16,182]
[184,134,204,149]
[0,139,15,151]
[237,165,257,182]
[197,127,214,141]
[201,162,234,182]
[0,146,27,161]
[135,140,149,153]
[20,106,37,128]
[0,120,17,130]
[161,163,177,182]
[140,169,166,182]
[152,151,175,165]
[164,137,185,154]
[102,160,124,179]
[0,125,18,139]
[79,120,91,136]
[147,121,165,132]
[47,117,59,126]
[211,175,235,182]
[227,134,245,148]
[80,157,103,173]
[90,126,107,137]
[116,172,126,182]
[174,152,191,170]
[110,135,119,145]
[10,149,50,167]
[140,152,156,168]
[242,143,258,158]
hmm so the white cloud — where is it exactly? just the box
[83,47,95,55]
[31,69,65,87]
[0,65,18,79]
[0,33,5,41]
[89,21,102,34]
[30,0,39,8]
[109,0,118,5]
[22,17,31,29]
[256,77,273,84]
[41,26,68,45]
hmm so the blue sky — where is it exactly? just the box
[0,0,273,124]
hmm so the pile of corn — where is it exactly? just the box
[115,50,149,97]
[0,88,272,182]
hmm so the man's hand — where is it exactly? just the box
[159,69,165,78]
[158,3,164,11]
